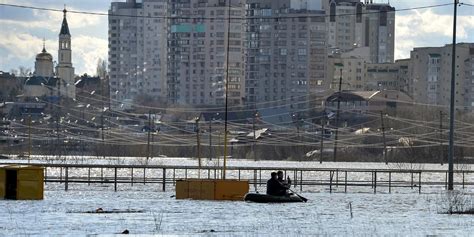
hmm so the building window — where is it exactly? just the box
[330,2,336,22]
[356,3,363,23]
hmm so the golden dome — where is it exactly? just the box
[36,46,53,61]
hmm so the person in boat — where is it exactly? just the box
[266,172,289,196]
[277,170,291,187]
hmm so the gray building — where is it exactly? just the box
[244,0,327,111]
[108,0,168,110]
[323,0,395,63]
[167,0,245,107]
[465,48,474,110]
[409,43,474,111]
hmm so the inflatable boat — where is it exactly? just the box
[243,193,306,203]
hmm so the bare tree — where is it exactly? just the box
[10,66,32,77]
[96,58,108,79]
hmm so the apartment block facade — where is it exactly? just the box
[410,43,474,111]
[167,0,245,107]
[244,0,327,111]
[109,0,168,110]
[108,0,400,113]
[323,0,395,63]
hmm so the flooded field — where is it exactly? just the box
[0,183,472,236]
[1,156,473,235]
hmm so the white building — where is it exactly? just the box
[24,9,75,100]
[56,8,75,99]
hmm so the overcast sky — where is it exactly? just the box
[0,0,473,75]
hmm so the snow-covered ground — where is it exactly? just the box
[1,156,473,235]
[0,183,473,235]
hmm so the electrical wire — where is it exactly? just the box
[0,2,454,21]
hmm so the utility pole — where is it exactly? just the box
[222,0,231,180]
[209,117,212,161]
[380,111,387,164]
[57,79,61,160]
[151,131,154,159]
[101,112,105,159]
[217,131,221,168]
[196,117,201,178]
[252,111,257,161]
[150,112,156,159]
[333,68,343,162]
[28,115,31,163]
[447,0,458,191]
[81,105,85,156]
[439,111,444,165]
[146,110,151,161]
[320,116,325,164]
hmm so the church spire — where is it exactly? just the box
[42,38,46,53]
[60,6,70,35]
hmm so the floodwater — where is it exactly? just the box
[0,183,473,236]
[1,156,473,235]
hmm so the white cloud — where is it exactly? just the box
[0,31,107,75]
[73,35,108,75]
[399,9,474,38]
[0,1,106,74]
[395,9,474,60]
[0,33,55,62]
[0,9,102,33]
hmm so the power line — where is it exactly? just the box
[0,2,454,21]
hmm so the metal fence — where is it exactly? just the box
[3,162,472,194]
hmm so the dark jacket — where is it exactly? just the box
[266,178,288,196]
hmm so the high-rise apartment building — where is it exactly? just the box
[365,3,395,63]
[323,0,394,63]
[409,43,474,111]
[109,0,168,110]
[327,47,369,91]
[466,48,474,110]
[328,47,408,93]
[167,0,245,107]
[244,0,327,111]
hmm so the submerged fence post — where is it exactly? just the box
[389,172,391,194]
[344,171,347,193]
[114,167,117,192]
[88,168,91,186]
[254,170,257,191]
[445,172,448,189]
[374,171,377,194]
[162,168,166,192]
[294,170,297,188]
[65,167,68,191]
[418,172,421,194]
[300,170,303,192]
[131,168,134,186]
[329,171,333,193]
[173,169,176,186]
